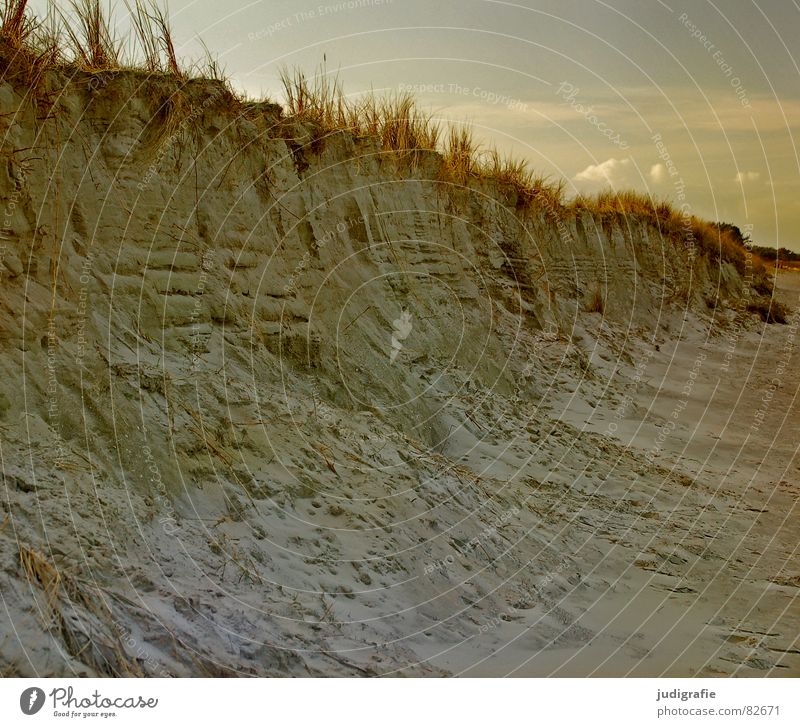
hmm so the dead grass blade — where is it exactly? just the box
[124,0,182,76]
[147,0,181,77]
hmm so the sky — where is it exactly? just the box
[31,0,800,250]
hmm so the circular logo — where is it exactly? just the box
[20,687,45,716]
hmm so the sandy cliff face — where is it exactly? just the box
[1,70,796,677]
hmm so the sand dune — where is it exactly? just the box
[0,68,797,677]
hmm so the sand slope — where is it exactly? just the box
[0,71,797,676]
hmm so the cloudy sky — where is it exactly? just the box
[33,0,800,250]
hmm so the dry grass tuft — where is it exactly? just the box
[18,543,147,675]
[61,0,120,70]
[19,544,62,609]
[0,0,31,48]
[442,125,477,183]
[125,0,157,71]
[126,0,182,76]
[277,67,570,210]
[482,147,565,211]
[568,191,762,275]
[279,67,441,160]
[194,36,224,82]
[279,66,346,129]
[146,0,181,77]
[570,190,673,223]
[2,0,193,82]
[687,217,750,274]
[747,298,788,324]
[372,91,440,156]
[585,285,605,313]
[0,1,61,84]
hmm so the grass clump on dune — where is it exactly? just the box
[279,66,442,157]
[570,189,674,222]
[568,189,768,278]
[0,0,61,84]
[1,0,193,80]
[747,298,788,324]
[61,0,121,71]
[125,0,183,77]
[278,66,567,210]
[482,148,565,208]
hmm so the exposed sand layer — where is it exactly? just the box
[0,71,797,676]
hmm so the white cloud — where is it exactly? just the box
[735,171,761,183]
[649,163,667,184]
[574,157,632,187]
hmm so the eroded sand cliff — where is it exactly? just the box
[0,68,797,676]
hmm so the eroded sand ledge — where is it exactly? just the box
[0,71,797,676]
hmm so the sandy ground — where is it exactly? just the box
[2,267,797,676]
[423,272,800,676]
